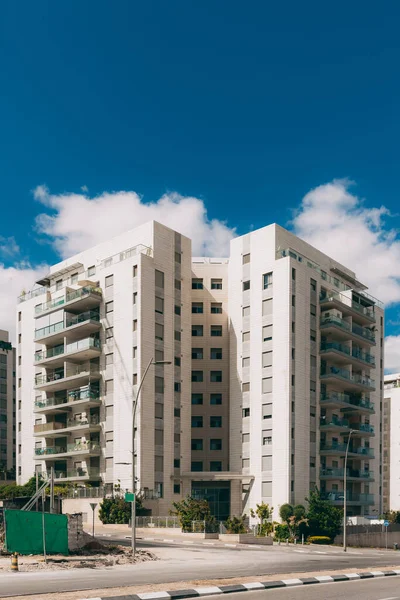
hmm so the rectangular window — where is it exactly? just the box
[310,406,316,417]
[174,330,181,341]
[155,403,164,419]
[191,439,203,450]
[292,348,295,359]
[292,294,296,307]
[291,374,295,386]
[211,325,222,337]
[210,348,222,359]
[191,461,203,472]
[242,433,250,444]
[310,278,317,291]
[154,455,163,472]
[211,302,223,314]
[174,305,181,315]
[192,325,203,337]
[243,253,251,264]
[242,357,250,368]
[310,329,316,342]
[262,298,272,316]
[263,272,273,289]
[71,272,78,284]
[133,292,137,304]
[105,353,113,366]
[210,438,222,450]
[262,481,272,497]
[262,403,272,419]
[174,483,181,494]
[192,348,204,359]
[243,280,250,291]
[211,278,222,290]
[105,379,114,394]
[262,351,272,368]
[133,320,138,332]
[106,301,114,313]
[192,370,204,383]
[155,376,164,394]
[192,278,203,289]
[310,431,316,443]
[174,459,180,468]
[192,393,203,405]
[242,382,250,392]
[262,455,272,471]
[263,325,272,341]
[262,377,272,393]
[105,275,114,288]
[174,408,180,418]
[262,430,272,445]
[155,323,164,341]
[133,346,138,359]
[191,416,203,428]
[242,331,250,342]
[174,251,181,264]
[106,327,114,339]
[210,461,222,472]
[174,356,181,366]
[310,381,316,392]
[242,458,250,469]
[292,268,296,280]
[242,407,250,417]
[175,279,181,290]
[56,279,63,291]
[87,265,96,276]
[130,265,137,278]
[155,296,164,314]
[242,305,250,317]
[18,311,22,322]
[155,270,164,288]
[210,393,222,405]
[210,416,222,428]
[310,304,316,316]
[192,302,203,314]
[155,349,164,362]
[174,382,181,392]
[210,371,222,382]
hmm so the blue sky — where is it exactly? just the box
[1,1,400,366]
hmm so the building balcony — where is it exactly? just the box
[34,384,101,414]
[350,423,375,437]
[320,468,374,481]
[46,468,101,483]
[320,366,375,391]
[34,441,101,460]
[320,342,375,368]
[34,286,102,317]
[33,415,101,438]
[34,365,101,392]
[320,417,350,432]
[320,315,376,346]
[319,291,376,325]
[320,392,375,414]
[34,337,101,367]
[320,443,375,458]
[34,310,101,344]
[321,491,375,506]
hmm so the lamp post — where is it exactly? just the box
[130,358,171,555]
[343,429,354,552]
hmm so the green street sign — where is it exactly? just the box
[125,493,135,502]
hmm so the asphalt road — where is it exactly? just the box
[0,542,399,597]
[200,577,400,600]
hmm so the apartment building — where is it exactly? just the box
[383,374,400,512]
[17,221,192,514]
[17,220,384,519]
[0,330,16,479]
[229,224,384,519]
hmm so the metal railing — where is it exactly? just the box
[320,290,375,319]
[34,310,100,339]
[136,516,180,528]
[320,366,375,388]
[35,364,97,386]
[320,416,350,428]
[34,385,100,410]
[47,468,101,480]
[320,443,374,457]
[320,391,374,411]
[320,468,374,479]
[321,492,374,504]
[320,316,375,342]
[34,415,100,434]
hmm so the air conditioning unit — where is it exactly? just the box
[322,310,342,319]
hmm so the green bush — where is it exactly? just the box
[99,497,132,524]
[170,495,215,532]
[307,535,332,545]
[225,515,247,534]
[274,523,291,541]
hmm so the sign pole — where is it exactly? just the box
[89,503,98,539]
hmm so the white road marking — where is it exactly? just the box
[281,578,304,586]
[243,583,265,590]
[194,587,225,595]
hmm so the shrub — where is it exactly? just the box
[307,535,332,545]
[274,523,291,541]
[99,497,132,524]
[170,496,215,532]
[225,515,247,534]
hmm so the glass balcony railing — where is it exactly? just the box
[34,415,100,434]
[319,291,375,320]
[320,316,375,342]
[35,337,100,363]
[320,417,350,428]
[321,492,374,504]
[320,315,351,332]
[35,344,65,362]
[34,310,100,339]
[35,441,100,457]
[48,468,101,480]
[352,423,374,434]
[66,441,100,453]
[320,366,375,389]
[320,443,374,457]
[34,286,102,315]
[35,364,96,386]
[35,445,66,456]
[320,341,350,356]
[352,323,375,342]
[34,385,100,410]
[351,348,375,366]
[320,468,374,479]
[320,391,374,411]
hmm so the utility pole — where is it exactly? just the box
[343,429,354,552]
[50,467,55,514]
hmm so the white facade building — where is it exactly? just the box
[383,374,400,512]
[0,330,16,479]
[17,221,384,518]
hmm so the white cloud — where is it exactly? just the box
[0,263,48,343]
[34,186,236,258]
[0,236,20,258]
[384,336,400,373]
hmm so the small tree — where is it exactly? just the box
[250,502,273,536]
[306,488,342,540]
[225,515,247,534]
[99,495,143,524]
[279,503,307,540]
[170,495,215,532]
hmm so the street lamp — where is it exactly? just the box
[130,358,171,554]
[343,429,354,552]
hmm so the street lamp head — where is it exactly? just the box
[152,360,172,365]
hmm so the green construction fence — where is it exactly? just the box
[4,509,68,555]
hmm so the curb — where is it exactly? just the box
[79,569,400,600]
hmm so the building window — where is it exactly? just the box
[192,302,203,314]
[174,382,181,392]
[133,346,137,359]
[242,253,250,264]
[210,393,222,405]
[192,371,203,383]
[192,348,203,360]
[106,301,114,313]
[192,394,203,405]
[310,304,316,316]
[262,298,272,316]
[132,320,138,332]
[292,268,296,280]
[105,353,113,366]
[262,351,272,368]
[210,348,222,359]
[174,459,180,468]
[133,292,137,305]
[262,377,272,393]
[105,327,114,339]
[174,356,181,366]
[310,329,316,342]
[211,325,222,337]
[242,458,250,469]
[192,325,203,337]
[155,270,164,288]
[262,481,272,497]
[242,433,250,443]
[263,325,272,341]
[211,279,222,290]
[210,416,222,428]
[262,430,272,445]
[155,376,164,394]
[191,461,203,472]
[192,278,203,289]
[262,403,272,419]
[155,323,164,341]
[174,408,180,418]
[210,370,222,382]
[243,306,250,317]
[173,483,181,494]
[18,311,21,322]
[175,279,181,290]
[291,294,296,307]
[210,438,222,450]
[174,305,181,315]
[133,373,138,385]
[175,251,181,264]
[174,330,181,341]
[155,297,164,314]
[210,461,222,472]
[211,303,222,314]
[243,280,250,291]
[242,357,250,368]
[263,272,273,289]
[105,275,114,288]
[71,273,78,284]
[155,349,164,362]
[56,279,63,291]
[105,379,114,394]
[133,265,138,277]
[242,407,250,417]
[191,416,203,428]
[310,278,317,291]
[242,331,250,342]
[87,265,96,276]
[242,382,250,392]
[191,439,203,450]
